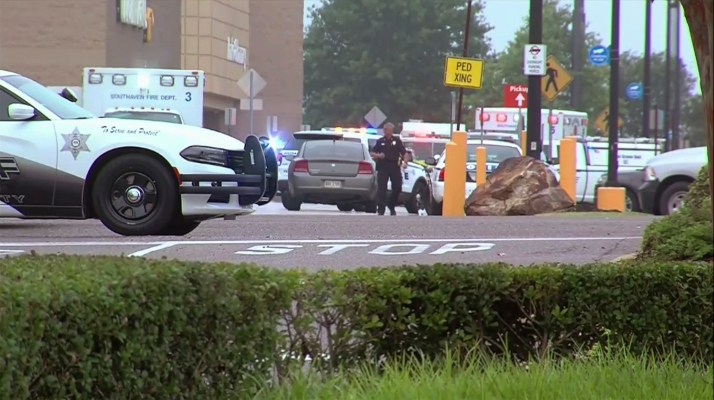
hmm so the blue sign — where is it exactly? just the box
[588,45,609,66]
[626,82,643,100]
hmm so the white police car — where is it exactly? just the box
[0,70,277,236]
[424,138,523,215]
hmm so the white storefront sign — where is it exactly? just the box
[118,0,147,28]
[227,36,247,69]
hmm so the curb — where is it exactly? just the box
[610,253,638,263]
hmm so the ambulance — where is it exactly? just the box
[473,107,589,159]
[52,68,205,127]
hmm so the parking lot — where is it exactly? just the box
[0,202,655,269]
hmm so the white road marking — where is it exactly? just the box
[0,249,25,255]
[128,242,179,257]
[370,244,431,255]
[317,244,370,255]
[0,236,642,247]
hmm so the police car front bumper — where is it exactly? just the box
[638,180,659,215]
[178,136,278,207]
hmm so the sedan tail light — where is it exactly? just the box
[277,152,283,165]
[293,159,309,173]
[358,161,374,174]
[438,168,445,181]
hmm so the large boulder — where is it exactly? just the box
[464,156,574,216]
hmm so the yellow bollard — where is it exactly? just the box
[597,187,626,212]
[452,130,467,154]
[443,131,467,217]
[558,137,577,203]
[520,130,528,156]
[475,146,487,186]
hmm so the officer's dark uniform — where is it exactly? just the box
[371,135,407,214]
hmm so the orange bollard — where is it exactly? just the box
[442,131,467,217]
[475,146,487,186]
[558,137,577,203]
[520,130,527,156]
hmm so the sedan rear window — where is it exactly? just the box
[302,141,365,161]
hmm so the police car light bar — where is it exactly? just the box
[321,127,378,134]
[400,131,446,138]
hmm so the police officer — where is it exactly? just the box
[370,122,408,215]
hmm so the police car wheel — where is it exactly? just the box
[426,197,442,216]
[406,181,428,214]
[281,192,302,211]
[658,181,690,216]
[337,203,353,212]
[91,154,178,236]
[625,189,639,213]
[153,220,201,236]
[363,201,377,213]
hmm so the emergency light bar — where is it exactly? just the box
[400,131,447,139]
[477,111,588,127]
[86,69,201,88]
[321,127,378,134]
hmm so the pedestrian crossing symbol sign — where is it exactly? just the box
[594,108,624,136]
[540,55,573,102]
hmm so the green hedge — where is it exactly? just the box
[641,165,712,262]
[0,256,712,399]
[0,256,294,399]
[685,165,711,210]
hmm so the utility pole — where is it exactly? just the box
[663,0,672,152]
[570,0,585,109]
[642,0,652,138]
[526,0,544,158]
[671,1,682,149]
[606,0,620,185]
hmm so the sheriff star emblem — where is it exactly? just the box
[61,128,91,160]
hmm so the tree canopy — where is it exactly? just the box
[303,0,493,128]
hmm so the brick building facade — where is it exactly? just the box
[0,0,303,139]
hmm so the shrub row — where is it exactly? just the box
[0,256,712,399]
[640,165,712,262]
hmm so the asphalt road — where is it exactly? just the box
[0,203,657,269]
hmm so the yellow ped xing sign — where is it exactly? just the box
[540,55,573,102]
[594,108,624,136]
[443,56,484,90]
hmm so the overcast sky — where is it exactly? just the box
[303,0,701,92]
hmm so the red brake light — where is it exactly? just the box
[583,118,589,126]
[293,159,308,173]
[548,116,559,124]
[438,168,445,181]
[480,113,490,122]
[358,161,374,174]
[496,113,507,122]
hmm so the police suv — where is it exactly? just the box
[0,70,277,236]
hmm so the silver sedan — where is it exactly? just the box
[281,139,378,212]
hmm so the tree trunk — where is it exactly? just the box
[680,0,713,223]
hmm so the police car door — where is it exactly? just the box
[0,85,58,217]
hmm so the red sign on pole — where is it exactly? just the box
[503,84,528,108]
